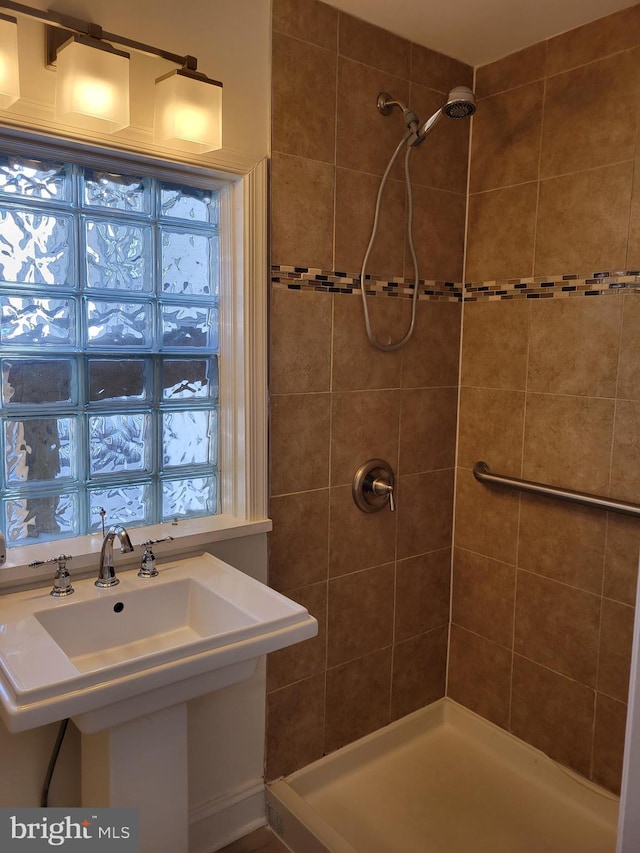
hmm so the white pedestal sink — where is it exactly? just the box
[0,553,318,852]
[82,704,191,853]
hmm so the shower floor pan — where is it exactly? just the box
[266,698,619,853]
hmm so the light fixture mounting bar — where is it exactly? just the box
[97,29,195,70]
[0,0,88,35]
[0,0,203,72]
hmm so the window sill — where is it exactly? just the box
[0,514,272,592]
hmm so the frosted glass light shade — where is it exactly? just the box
[0,16,20,109]
[154,70,222,153]
[55,37,129,133]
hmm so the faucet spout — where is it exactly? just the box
[96,524,134,588]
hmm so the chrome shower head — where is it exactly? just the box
[416,84,476,142]
[377,86,476,148]
[442,86,476,119]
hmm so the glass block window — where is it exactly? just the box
[0,152,220,545]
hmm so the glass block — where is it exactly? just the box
[4,416,76,483]
[82,169,150,213]
[89,482,150,530]
[1,296,76,347]
[0,154,71,201]
[86,299,152,348]
[161,303,217,350]
[5,491,79,543]
[2,359,74,407]
[88,359,149,403]
[162,357,218,401]
[162,474,217,520]
[85,218,151,291]
[89,413,151,475]
[161,229,218,297]
[0,207,73,286]
[162,410,216,469]
[0,164,225,548]
[160,182,219,224]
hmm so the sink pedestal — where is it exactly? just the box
[81,703,189,853]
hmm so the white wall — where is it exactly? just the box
[0,2,271,847]
[1,0,271,171]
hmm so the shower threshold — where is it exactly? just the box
[266,698,619,853]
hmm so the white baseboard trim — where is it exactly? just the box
[189,779,266,853]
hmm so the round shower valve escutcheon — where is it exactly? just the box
[352,459,396,513]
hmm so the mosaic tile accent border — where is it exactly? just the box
[271,265,640,302]
[464,271,640,301]
[271,265,461,302]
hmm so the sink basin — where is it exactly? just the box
[35,577,258,674]
[0,553,317,733]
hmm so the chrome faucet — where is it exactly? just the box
[96,524,134,588]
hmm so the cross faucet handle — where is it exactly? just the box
[137,536,174,579]
[139,536,175,547]
[30,554,74,597]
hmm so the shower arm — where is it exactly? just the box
[377,92,421,142]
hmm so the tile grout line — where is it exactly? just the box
[446,58,476,702]
[389,370,404,722]
[321,294,337,758]
[508,299,532,732]
[590,295,628,779]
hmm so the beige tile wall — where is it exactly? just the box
[454,308,640,791]
[270,0,471,282]
[269,0,640,796]
[453,6,640,794]
[267,0,469,780]
[466,3,640,281]
[267,290,461,779]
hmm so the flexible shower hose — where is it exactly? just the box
[360,130,421,351]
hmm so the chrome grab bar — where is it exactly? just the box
[473,461,640,519]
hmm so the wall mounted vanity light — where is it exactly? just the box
[0,0,223,151]
[154,63,223,153]
[50,30,131,134]
[0,12,19,109]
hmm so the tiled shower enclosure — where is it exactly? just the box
[267,0,640,798]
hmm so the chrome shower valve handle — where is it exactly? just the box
[372,477,396,512]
